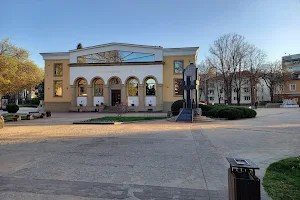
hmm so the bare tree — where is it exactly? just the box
[114,102,128,116]
[197,60,211,102]
[215,78,224,104]
[245,45,267,105]
[262,61,290,102]
[208,33,249,104]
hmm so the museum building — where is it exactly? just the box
[40,43,199,112]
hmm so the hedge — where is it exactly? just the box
[171,99,185,115]
[6,104,19,113]
[170,100,257,120]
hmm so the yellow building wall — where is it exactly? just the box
[284,80,300,93]
[44,59,72,103]
[162,55,196,103]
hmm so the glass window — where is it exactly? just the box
[209,90,214,95]
[54,80,63,97]
[128,78,138,96]
[244,88,249,93]
[110,78,121,85]
[93,79,103,96]
[174,60,184,73]
[77,50,155,63]
[174,79,184,96]
[54,63,63,76]
[78,79,87,96]
[233,97,237,100]
[244,96,251,101]
[146,78,156,96]
[290,84,296,91]
[209,97,214,101]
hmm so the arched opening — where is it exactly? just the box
[144,77,157,106]
[109,77,121,85]
[92,78,104,106]
[108,77,122,106]
[75,78,88,106]
[93,78,104,96]
[127,77,139,106]
[145,78,156,96]
[77,78,88,96]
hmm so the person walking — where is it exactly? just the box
[254,101,258,109]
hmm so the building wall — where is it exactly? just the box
[282,53,300,103]
[69,64,163,85]
[162,55,196,112]
[42,44,198,112]
[44,59,72,111]
[201,78,271,104]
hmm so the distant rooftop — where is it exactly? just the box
[282,53,300,61]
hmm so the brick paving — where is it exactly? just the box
[0,108,299,199]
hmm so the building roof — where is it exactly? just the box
[69,42,164,52]
[282,53,300,61]
[40,43,199,59]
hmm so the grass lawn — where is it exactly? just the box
[89,116,167,122]
[2,114,27,121]
[2,115,15,120]
[263,157,300,200]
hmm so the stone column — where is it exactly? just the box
[121,84,126,104]
[104,85,109,106]
[71,85,76,107]
[157,84,163,110]
[87,85,93,107]
[139,84,145,110]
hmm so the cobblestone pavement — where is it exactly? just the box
[0,108,299,199]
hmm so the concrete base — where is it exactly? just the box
[70,106,105,112]
[0,116,4,128]
[280,105,299,108]
[45,102,71,112]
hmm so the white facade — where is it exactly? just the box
[70,64,163,85]
[200,78,271,104]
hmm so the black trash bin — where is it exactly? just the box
[227,158,260,200]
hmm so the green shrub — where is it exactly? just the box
[236,107,257,118]
[31,98,40,105]
[206,107,223,117]
[199,104,214,111]
[218,108,243,120]
[6,104,19,113]
[171,99,185,115]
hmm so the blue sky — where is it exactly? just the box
[1,0,300,67]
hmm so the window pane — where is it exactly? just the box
[77,50,155,63]
[94,79,103,96]
[54,81,63,97]
[54,64,63,76]
[78,79,87,96]
[128,79,138,96]
[174,61,184,73]
[110,78,120,85]
[146,78,156,95]
[174,79,184,95]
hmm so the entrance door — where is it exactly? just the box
[111,90,121,106]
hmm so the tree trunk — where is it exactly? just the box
[237,91,241,106]
[270,88,274,102]
[205,79,209,103]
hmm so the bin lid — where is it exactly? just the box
[226,157,259,170]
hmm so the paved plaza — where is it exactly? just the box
[0,108,299,199]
